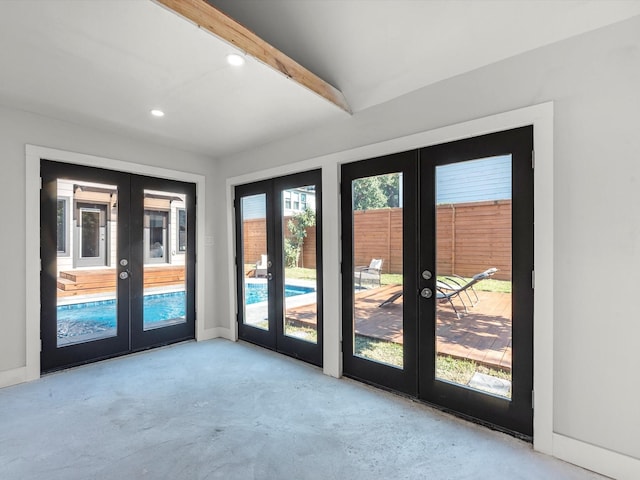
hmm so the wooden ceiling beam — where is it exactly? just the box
[154,0,351,113]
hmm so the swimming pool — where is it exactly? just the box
[57,291,187,340]
[57,284,315,340]
[244,283,315,304]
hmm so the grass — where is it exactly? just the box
[254,268,511,294]
[355,335,404,368]
[284,322,318,343]
[354,335,511,397]
[381,273,403,285]
[381,273,511,294]
[284,267,317,280]
[442,276,512,294]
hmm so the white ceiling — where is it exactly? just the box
[1,0,639,158]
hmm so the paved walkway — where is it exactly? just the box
[286,283,512,371]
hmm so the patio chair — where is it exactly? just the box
[355,258,383,288]
[378,267,498,317]
[378,285,463,318]
[255,254,268,278]
[436,267,498,315]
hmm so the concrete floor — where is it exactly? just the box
[0,339,603,480]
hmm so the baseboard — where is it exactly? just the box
[197,327,234,342]
[553,433,640,479]
[0,366,36,389]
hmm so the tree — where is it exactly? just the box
[352,173,401,210]
[284,207,316,268]
[378,173,400,208]
[352,176,387,211]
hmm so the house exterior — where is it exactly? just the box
[242,187,316,220]
[55,179,186,275]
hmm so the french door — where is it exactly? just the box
[235,170,323,366]
[40,160,196,372]
[341,127,534,436]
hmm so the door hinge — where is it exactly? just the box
[531,270,535,289]
[532,150,535,169]
[39,177,43,189]
[532,390,535,409]
[40,339,43,352]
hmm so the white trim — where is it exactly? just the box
[199,327,234,342]
[24,145,206,384]
[553,433,640,480]
[0,366,31,389]
[225,102,554,445]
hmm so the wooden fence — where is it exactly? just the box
[353,200,512,281]
[242,218,317,269]
[243,200,512,280]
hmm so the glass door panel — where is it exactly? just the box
[342,127,533,436]
[41,160,131,372]
[142,189,187,331]
[240,193,270,331]
[236,170,323,367]
[56,179,118,346]
[434,156,513,398]
[41,161,196,372]
[129,176,195,351]
[351,173,404,368]
[419,126,534,436]
[341,151,418,395]
[281,185,318,344]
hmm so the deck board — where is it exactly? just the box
[285,284,513,371]
[57,265,186,297]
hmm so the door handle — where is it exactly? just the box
[119,271,130,280]
[420,288,433,299]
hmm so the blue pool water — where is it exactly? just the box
[57,284,314,339]
[57,291,187,338]
[244,283,314,304]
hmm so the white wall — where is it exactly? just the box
[213,15,640,479]
[0,105,217,379]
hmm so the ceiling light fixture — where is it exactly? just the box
[226,53,245,66]
[150,109,165,117]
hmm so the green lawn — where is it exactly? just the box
[381,273,511,294]
[284,267,317,280]
[353,335,511,397]
[355,335,404,368]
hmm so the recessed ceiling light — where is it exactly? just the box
[226,53,245,66]
[150,109,165,117]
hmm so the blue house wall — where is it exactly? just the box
[436,155,511,204]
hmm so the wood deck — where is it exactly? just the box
[286,283,512,371]
[57,265,186,297]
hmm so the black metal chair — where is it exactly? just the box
[378,267,498,319]
[436,268,498,317]
[355,258,383,288]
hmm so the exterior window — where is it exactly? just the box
[292,192,300,210]
[57,197,68,255]
[144,209,168,264]
[177,208,187,252]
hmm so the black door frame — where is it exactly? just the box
[418,126,534,436]
[235,169,323,367]
[40,160,196,372]
[340,151,419,395]
[340,126,534,437]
